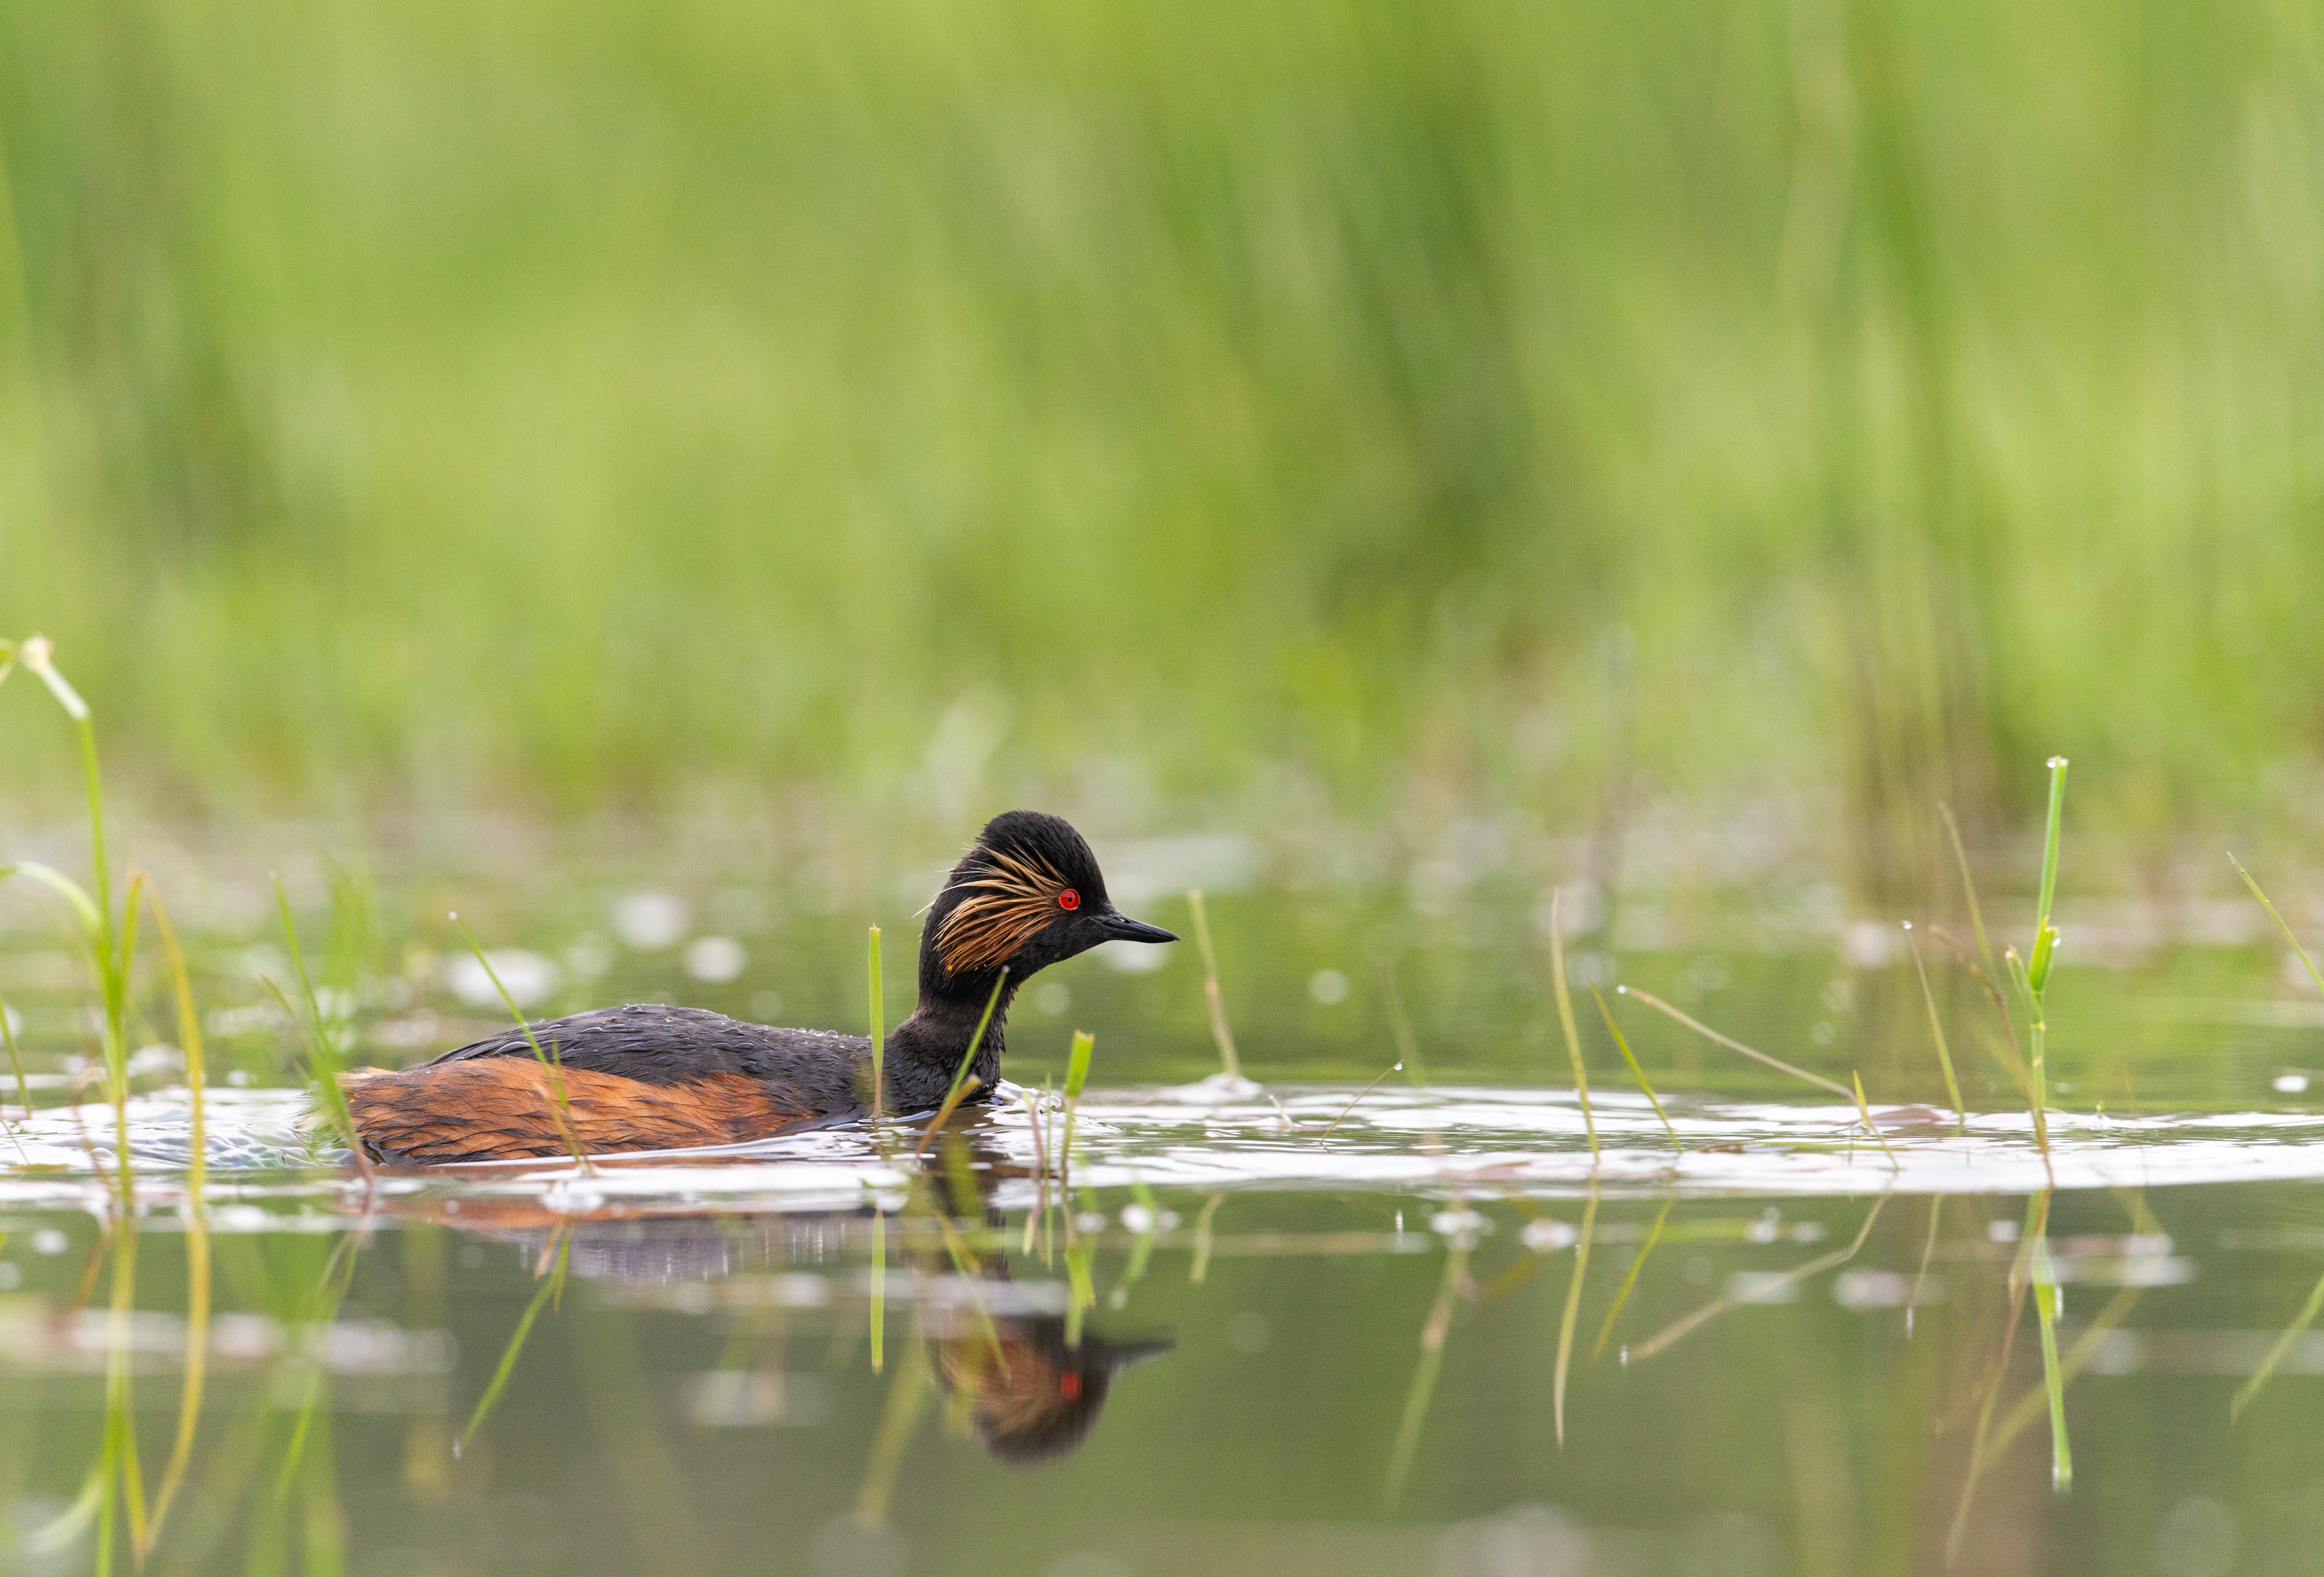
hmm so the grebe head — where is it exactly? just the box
[923,810,1176,993]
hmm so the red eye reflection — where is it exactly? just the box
[1058,889,1081,910]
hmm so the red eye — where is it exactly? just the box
[1058,889,1081,910]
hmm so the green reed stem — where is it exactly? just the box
[2026,1192,2072,1490]
[2021,757,2069,1154]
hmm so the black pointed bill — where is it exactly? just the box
[1097,911,1178,944]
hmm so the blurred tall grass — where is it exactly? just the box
[2,0,2320,883]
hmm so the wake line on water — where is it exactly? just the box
[5,1084,2324,1213]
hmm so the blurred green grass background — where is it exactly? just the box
[2,0,2320,885]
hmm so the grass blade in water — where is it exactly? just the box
[1589,984,1678,1152]
[1616,986,1853,1098]
[460,1233,570,1453]
[1591,1195,1674,1363]
[453,913,589,1169]
[867,924,885,1117]
[1547,889,1597,1157]
[1185,888,1242,1080]
[918,969,1008,1157]
[145,899,211,1552]
[1902,922,1966,1131]
[1553,1194,1598,1445]
[2231,1268,2324,1423]
[1384,1231,1468,1506]
[2027,1195,2073,1490]
[2229,853,2324,998]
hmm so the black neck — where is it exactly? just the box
[880,969,1016,1113]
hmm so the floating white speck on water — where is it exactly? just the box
[2276,1073,2310,1094]
[1119,1203,1155,1233]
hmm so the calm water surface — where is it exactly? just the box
[2,874,2323,1577]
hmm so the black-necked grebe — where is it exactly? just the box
[345,810,1176,1163]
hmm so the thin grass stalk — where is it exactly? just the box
[1953,1210,2150,1555]
[19,645,128,1101]
[1547,890,1597,1157]
[2005,947,2052,1155]
[144,899,210,1556]
[1190,1192,1225,1284]
[914,968,1008,1158]
[1055,1028,1095,1181]
[1901,923,1965,1131]
[1922,922,2036,1092]
[1552,1192,1598,1446]
[1851,1072,1900,1172]
[1907,1196,1941,1338]
[1588,984,1679,1153]
[2020,757,2070,1155]
[1383,1228,1468,1506]
[1590,1195,1674,1363]
[265,885,372,1180]
[452,914,590,1170]
[1615,986,1854,1098]
[1378,960,1430,1084]
[1631,1196,1888,1363]
[1185,890,1242,1080]
[274,1235,362,1498]
[914,1076,984,1158]
[1939,801,1995,976]
[1318,1060,1403,1138]
[1018,1087,1049,1257]
[2229,854,2324,997]
[867,926,885,1116]
[0,985,31,1122]
[854,1335,929,1526]
[2231,1268,2324,1423]
[458,1230,569,1453]
[869,1206,886,1377]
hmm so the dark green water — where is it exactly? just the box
[3,877,2324,1576]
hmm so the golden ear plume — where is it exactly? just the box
[933,847,1072,975]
